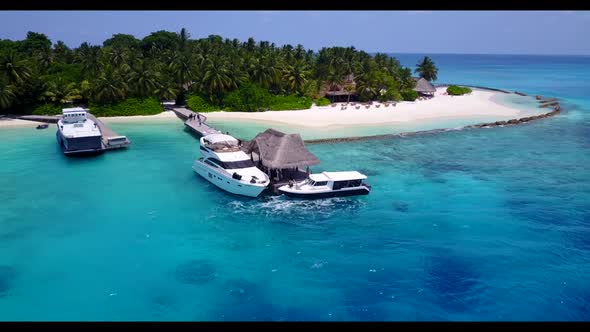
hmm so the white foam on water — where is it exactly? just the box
[226,195,367,223]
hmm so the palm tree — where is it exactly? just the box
[0,82,15,109]
[79,80,92,102]
[130,59,158,97]
[178,28,190,52]
[282,59,310,95]
[415,56,438,82]
[0,50,32,84]
[398,67,415,90]
[200,57,233,104]
[168,52,195,104]
[344,84,355,103]
[53,41,71,63]
[323,68,344,103]
[108,47,128,69]
[355,61,379,101]
[248,56,279,89]
[36,48,53,72]
[78,45,102,78]
[226,57,248,90]
[41,78,82,104]
[91,68,128,104]
[154,81,178,102]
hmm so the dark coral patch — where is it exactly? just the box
[393,202,409,213]
[175,259,218,285]
[0,265,16,297]
[425,254,481,312]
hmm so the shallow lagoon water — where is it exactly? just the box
[0,54,589,320]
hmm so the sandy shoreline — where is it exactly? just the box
[205,89,536,127]
[0,89,540,129]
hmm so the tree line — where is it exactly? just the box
[0,29,439,115]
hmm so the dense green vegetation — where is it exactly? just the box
[0,29,438,115]
[187,95,220,113]
[269,95,312,111]
[446,85,472,96]
[89,97,162,117]
[401,89,419,101]
[222,84,271,112]
[314,97,331,106]
[32,103,62,115]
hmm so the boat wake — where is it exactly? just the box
[226,196,366,224]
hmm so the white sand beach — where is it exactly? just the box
[99,110,179,123]
[0,89,540,129]
[204,89,535,128]
[0,118,45,128]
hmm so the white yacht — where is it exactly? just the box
[278,171,371,199]
[192,134,270,197]
[56,107,103,156]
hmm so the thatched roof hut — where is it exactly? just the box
[413,77,437,94]
[242,128,320,169]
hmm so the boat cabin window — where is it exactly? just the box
[204,157,254,169]
[204,159,220,168]
[314,181,328,186]
[222,159,255,169]
[332,179,362,190]
[350,179,362,187]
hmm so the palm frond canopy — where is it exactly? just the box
[242,128,320,169]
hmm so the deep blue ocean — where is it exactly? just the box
[0,54,589,321]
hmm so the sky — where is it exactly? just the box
[0,11,589,55]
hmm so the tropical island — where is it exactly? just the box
[0,29,550,132]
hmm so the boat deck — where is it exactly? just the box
[267,169,309,195]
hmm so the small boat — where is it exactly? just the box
[36,124,48,129]
[278,171,371,199]
[192,133,270,197]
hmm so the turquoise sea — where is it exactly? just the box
[1,54,589,321]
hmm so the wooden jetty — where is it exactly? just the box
[19,115,60,123]
[85,113,130,150]
[170,107,221,137]
[18,113,130,151]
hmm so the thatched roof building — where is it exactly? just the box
[242,129,320,170]
[323,74,358,102]
[413,77,437,95]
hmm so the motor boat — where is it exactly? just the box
[192,133,270,197]
[278,171,371,199]
[56,107,103,156]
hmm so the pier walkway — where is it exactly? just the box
[169,107,221,137]
[85,113,130,150]
[19,115,60,123]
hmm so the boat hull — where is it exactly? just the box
[278,186,371,199]
[192,160,268,198]
[56,130,104,157]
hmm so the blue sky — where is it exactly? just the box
[0,11,589,55]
